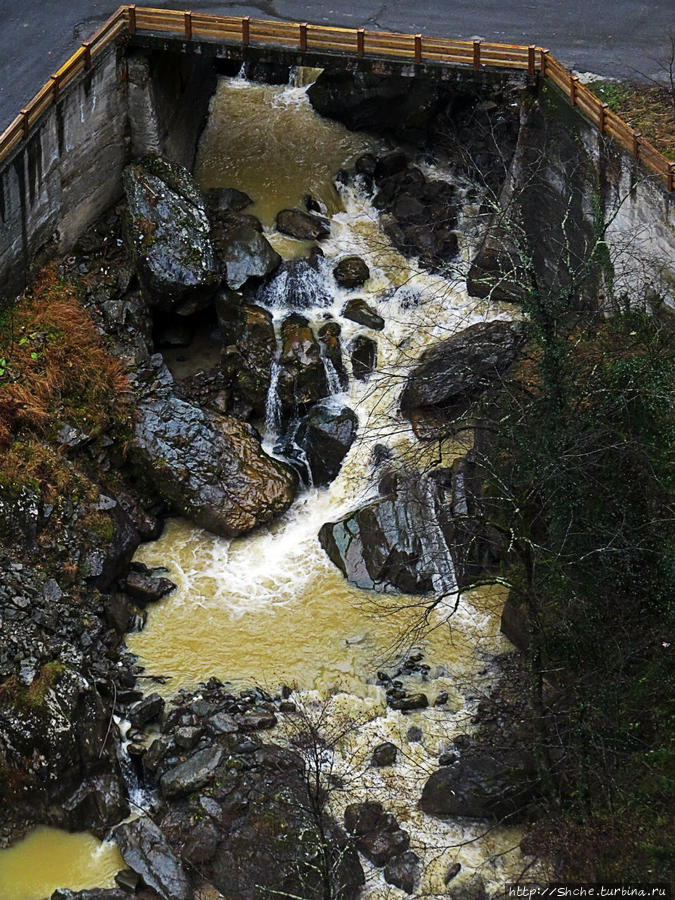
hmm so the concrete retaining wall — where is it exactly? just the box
[0,42,216,307]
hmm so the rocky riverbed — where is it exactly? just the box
[0,66,544,899]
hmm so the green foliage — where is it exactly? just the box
[484,308,674,880]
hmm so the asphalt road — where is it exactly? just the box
[0,0,673,132]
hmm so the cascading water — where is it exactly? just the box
[126,71,536,897]
[264,360,283,437]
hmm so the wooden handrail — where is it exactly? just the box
[0,4,672,191]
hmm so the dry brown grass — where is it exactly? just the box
[0,266,133,454]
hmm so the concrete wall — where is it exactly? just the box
[0,45,128,305]
[0,42,217,307]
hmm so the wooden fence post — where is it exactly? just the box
[598,101,608,134]
[82,41,92,70]
[300,22,308,52]
[50,74,60,101]
[414,34,422,64]
[242,16,250,46]
[540,48,549,77]
[357,28,365,57]
[528,44,535,76]
[127,4,136,35]
[632,130,641,160]
[570,73,579,105]
[184,11,192,41]
[473,39,481,70]
[20,109,29,140]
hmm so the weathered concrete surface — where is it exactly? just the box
[0,43,216,305]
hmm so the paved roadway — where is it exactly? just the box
[0,0,673,131]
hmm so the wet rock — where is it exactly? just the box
[207,711,239,735]
[115,867,141,891]
[350,335,377,380]
[144,736,175,775]
[435,690,449,707]
[278,314,328,412]
[276,208,330,241]
[467,243,526,303]
[446,874,487,900]
[407,726,423,742]
[333,255,370,288]
[344,802,410,866]
[115,815,193,900]
[132,359,297,537]
[389,693,428,711]
[247,256,332,310]
[375,151,409,180]
[124,565,176,605]
[400,321,526,423]
[419,746,539,821]
[239,710,277,730]
[319,469,455,594]
[342,298,384,330]
[160,745,224,799]
[372,742,397,767]
[318,320,348,388]
[279,402,358,486]
[205,186,252,215]
[174,726,203,750]
[182,819,221,866]
[123,156,220,316]
[219,301,277,415]
[129,692,165,729]
[62,773,130,838]
[384,850,420,894]
[215,224,281,291]
[354,152,377,176]
[445,861,462,884]
[307,70,449,145]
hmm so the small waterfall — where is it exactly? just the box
[264,361,282,437]
[114,715,153,815]
[322,356,344,395]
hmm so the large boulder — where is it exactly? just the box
[131,357,297,537]
[277,315,328,412]
[123,156,220,315]
[115,816,193,900]
[218,297,277,415]
[279,403,358,486]
[419,746,539,822]
[159,745,224,799]
[350,335,377,381]
[318,469,456,594]
[400,321,525,423]
[247,256,332,310]
[276,208,330,241]
[215,224,281,291]
[343,298,384,331]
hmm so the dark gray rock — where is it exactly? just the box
[123,156,220,315]
[343,298,384,330]
[276,208,330,241]
[400,321,525,421]
[207,711,239,735]
[160,745,224,799]
[384,850,420,894]
[62,773,129,836]
[216,224,281,291]
[51,891,128,900]
[278,314,328,412]
[131,358,297,537]
[219,300,277,415]
[419,746,539,821]
[350,335,377,381]
[128,692,165,729]
[389,693,429,711]
[205,186,253,214]
[343,802,410,866]
[334,255,370,288]
[372,741,397,767]
[319,469,455,594]
[115,815,193,900]
[174,725,203,750]
[124,566,176,605]
[279,403,358,486]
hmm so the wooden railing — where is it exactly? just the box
[1,5,673,192]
